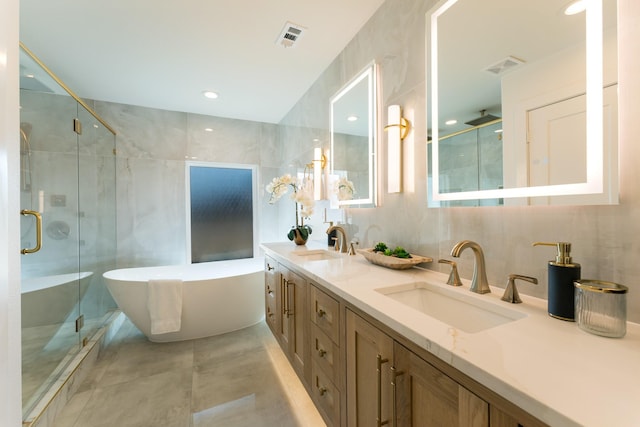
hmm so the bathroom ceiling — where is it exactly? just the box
[19,0,386,124]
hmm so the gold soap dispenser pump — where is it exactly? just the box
[533,242,581,321]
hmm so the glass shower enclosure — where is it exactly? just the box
[19,43,118,420]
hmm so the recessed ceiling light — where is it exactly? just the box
[564,0,586,15]
[347,115,358,122]
[204,128,213,132]
[445,119,457,125]
[203,91,219,99]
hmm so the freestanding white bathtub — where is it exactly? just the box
[103,257,265,342]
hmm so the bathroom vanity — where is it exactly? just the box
[261,242,640,427]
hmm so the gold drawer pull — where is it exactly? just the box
[377,354,390,427]
[318,348,327,358]
[317,308,326,318]
[391,366,404,427]
[318,386,328,396]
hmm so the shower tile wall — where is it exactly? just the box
[278,0,640,323]
[92,102,282,267]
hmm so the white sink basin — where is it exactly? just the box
[376,281,526,333]
[293,249,340,261]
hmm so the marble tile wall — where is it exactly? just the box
[278,0,640,323]
[92,102,282,267]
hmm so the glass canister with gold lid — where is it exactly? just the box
[574,280,628,338]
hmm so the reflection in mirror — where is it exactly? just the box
[331,62,378,207]
[427,0,618,207]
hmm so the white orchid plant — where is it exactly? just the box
[335,176,355,201]
[266,174,315,241]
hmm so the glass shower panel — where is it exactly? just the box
[77,106,118,344]
[439,130,479,194]
[19,87,81,414]
[478,121,504,191]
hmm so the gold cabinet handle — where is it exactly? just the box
[284,279,294,318]
[20,209,42,254]
[390,366,404,427]
[318,386,328,397]
[377,354,390,427]
[317,308,326,318]
[267,263,274,271]
[318,348,327,358]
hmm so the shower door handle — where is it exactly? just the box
[21,209,42,254]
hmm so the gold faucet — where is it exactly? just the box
[326,225,348,253]
[450,240,491,294]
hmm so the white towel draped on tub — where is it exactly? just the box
[147,279,183,335]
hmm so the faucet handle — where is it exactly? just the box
[348,238,359,256]
[332,237,340,252]
[438,259,463,287]
[501,274,538,304]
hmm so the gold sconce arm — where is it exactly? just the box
[385,105,411,193]
[384,116,411,140]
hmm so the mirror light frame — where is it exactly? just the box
[330,62,378,207]
[429,0,604,202]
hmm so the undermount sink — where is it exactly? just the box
[293,249,340,261]
[376,281,526,333]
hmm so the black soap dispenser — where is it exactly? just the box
[533,242,581,321]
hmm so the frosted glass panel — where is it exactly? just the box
[189,166,254,263]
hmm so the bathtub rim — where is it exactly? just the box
[103,256,264,283]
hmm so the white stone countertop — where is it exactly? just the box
[261,241,640,427]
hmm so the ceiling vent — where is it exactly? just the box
[276,22,306,48]
[484,56,525,75]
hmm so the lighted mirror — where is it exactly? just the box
[331,62,378,207]
[427,0,618,207]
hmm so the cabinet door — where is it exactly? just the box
[394,343,489,427]
[264,256,279,334]
[490,406,536,427]
[346,309,394,427]
[281,267,309,382]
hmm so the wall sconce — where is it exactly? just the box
[384,105,411,193]
[306,147,327,200]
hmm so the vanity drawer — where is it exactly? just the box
[311,359,341,427]
[310,284,340,343]
[311,323,340,384]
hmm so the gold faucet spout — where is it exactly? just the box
[450,240,491,294]
[326,225,348,253]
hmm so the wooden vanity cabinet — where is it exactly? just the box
[279,265,310,384]
[346,308,544,427]
[346,309,486,427]
[264,258,310,385]
[309,284,342,426]
[264,255,548,427]
[345,308,394,427]
[394,341,489,427]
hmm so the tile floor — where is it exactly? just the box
[52,319,326,427]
